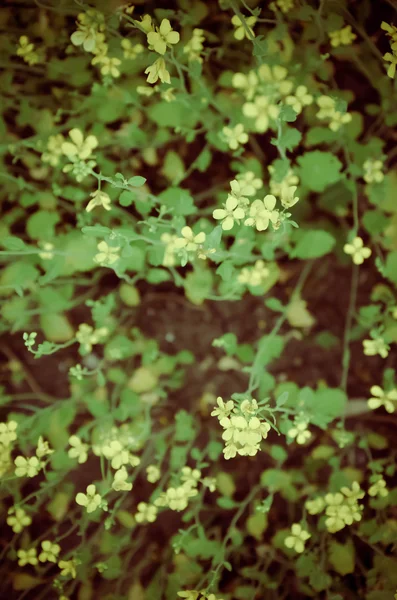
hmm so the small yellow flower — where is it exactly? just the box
[121,39,144,60]
[285,85,313,114]
[140,14,154,34]
[280,184,299,208]
[75,484,102,513]
[363,337,389,359]
[61,129,98,160]
[368,476,388,498]
[368,385,397,413]
[343,237,371,265]
[38,242,54,260]
[147,19,180,55]
[94,241,120,266]
[243,96,279,132]
[16,36,39,65]
[86,189,111,212]
[41,134,65,167]
[174,227,206,252]
[211,397,234,420]
[17,548,38,566]
[135,501,158,523]
[287,417,312,445]
[222,123,248,150]
[68,435,88,463]
[363,159,384,184]
[39,540,61,563]
[0,420,18,447]
[146,464,161,483]
[284,523,311,553]
[14,456,41,478]
[329,25,357,47]
[238,260,270,286]
[213,196,245,231]
[102,440,129,469]
[7,507,32,533]
[58,558,78,579]
[244,195,279,232]
[112,466,133,491]
[305,497,325,515]
[231,15,256,40]
[36,436,53,459]
[161,233,179,267]
[99,56,122,78]
[145,58,171,84]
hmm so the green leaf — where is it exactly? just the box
[26,210,60,240]
[174,410,196,442]
[119,191,135,207]
[0,262,39,294]
[328,540,355,575]
[298,151,343,192]
[275,127,302,152]
[147,100,199,129]
[81,225,112,236]
[216,261,234,281]
[128,176,146,187]
[279,105,297,122]
[292,230,336,259]
[305,126,338,147]
[184,267,213,304]
[158,187,197,216]
[2,236,25,251]
[384,251,397,286]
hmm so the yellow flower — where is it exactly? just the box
[316,96,352,131]
[146,464,161,483]
[94,241,120,266]
[17,548,38,566]
[183,28,205,63]
[174,226,206,252]
[121,39,144,60]
[112,466,133,491]
[243,96,279,132]
[222,123,248,150]
[368,385,397,413]
[140,14,155,34]
[285,85,313,114]
[363,337,389,359]
[16,36,39,66]
[287,416,312,445]
[102,440,129,469]
[368,476,388,498]
[36,436,53,459]
[58,558,78,578]
[145,58,171,84]
[7,507,32,533]
[38,242,54,260]
[41,134,65,166]
[244,195,279,232]
[238,260,270,286]
[363,158,384,183]
[270,0,295,13]
[343,237,371,265]
[161,233,179,266]
[75,484,102,513]
[329,25,357,47]
[147,19,180,55]
[86,189,111,212]
[99,56,121,78]
[213,196,245,231]
[61,128,98,160]
[280,184,299,208]
[68,435,89,463]
[14,456,41,478]
[135,501,158,523]
[284,523,311,553]
[231,15,256,40]
[305,497,325,515]
[0,420,18,447]
[39,540,61,563]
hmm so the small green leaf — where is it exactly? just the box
[328,539,355,575]
[298,151,343,192]
[292,230,336,259]
[128,176,146,187]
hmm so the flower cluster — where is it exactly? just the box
[212,397,271,459]
[154,466,210,512]
[238,260,270,287]
[184,29,205,63]
[144,17,179,84]
[0,420,17,476]
[306,482,364,533]
[363,334,389,359]
[381,22,397,79]
[174,226,207,260]
[316,96,352,131]
[268,166,299,197]
[14,436,52,478]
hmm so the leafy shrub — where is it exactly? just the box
[1,1,397,599]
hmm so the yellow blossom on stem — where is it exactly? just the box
[231,15,256,40]
[367,385,397,413]
[14,456,41,478]
[363,159,384,183]
[17,548,38,566]
[368,475,388,498]
[363,337,389,359]
[222,123,248,150]
[244,195,279,232]
[135,501,158,523]
[58,558,78,579]
[7,507,32,533]
[284,523,311,553]
[121,39,144,60]
[68,435,88,464]
[75,484,102,513]
[147,19,180,55]
[94,241,120,266]
[61,129,98,161]
[0,420,17,447]
[146,464,161,483]
[213,196,245,231]
[145,58,171,84]
[112,466,133,491]
[343,237,371,265]
[39,540,61,563]
[86,189,111,212]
